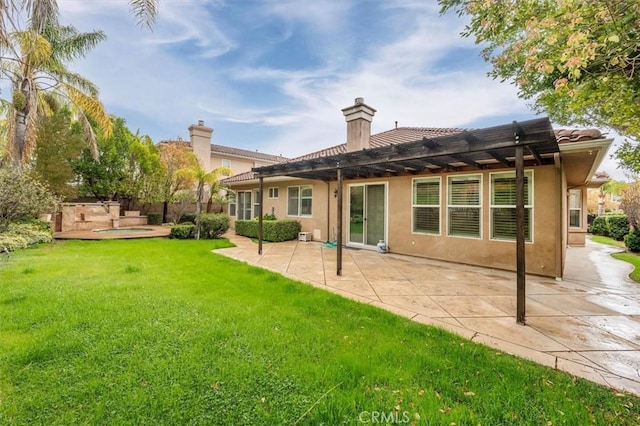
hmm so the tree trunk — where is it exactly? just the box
[195,183,203,240]
[162,201,169,223]
[13,109,28,169]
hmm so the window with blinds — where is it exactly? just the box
[490,171,533,241]
[287,185,313,217]
[412,177,440,234]
[568,189,582,228]
[253,190,261,218]
[448,174,481,238]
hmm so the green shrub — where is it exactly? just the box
[263,212,277,220]
[199,213,229,239]
[0,221,53,251]
[147,213,162,225]
[589,216,608,235]
[169,224,195,239]
[607,215,629,241]
[625,230,640,252]
[589,215,630,241]
[235,220,258,238]
[235,219,301,242]
[179,212,196,224]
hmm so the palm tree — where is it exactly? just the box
[2,23,112,167]
[178,154,232,240]
[0,0,159,168]
[0,1,158,42]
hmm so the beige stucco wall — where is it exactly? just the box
[229,180,333,241]
[229,165,563,277]
[211,155,257,176]
[384,167,558,277]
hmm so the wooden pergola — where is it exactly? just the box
[252,117,559,324]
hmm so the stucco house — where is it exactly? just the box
[220,99,612,279]
[160,120,288,177]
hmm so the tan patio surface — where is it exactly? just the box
[216,234,640,396]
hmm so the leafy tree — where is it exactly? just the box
[73,117,161,205]
[32,106,85,200]
[0,166,58,231]
[157,142,194,223]
[620,183,640,230]
[439,1,640,169]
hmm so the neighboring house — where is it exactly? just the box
[160,120,288,177]
[220,99,612,279]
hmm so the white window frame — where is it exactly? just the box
[569,189,582,228]
[447,174,482,239]
[237,190,252,220]
[221,159,231,176]
[490,170,534,242]
[412,177,441,235]
[253,189,261,219]
[287,185,313,217]
[268,187,279,199]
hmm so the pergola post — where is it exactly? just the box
[336,166,343,276]
[258,176,264,255]
[515,137,526,325]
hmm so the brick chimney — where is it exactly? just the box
[341,97,376,152]
[188,120,213,171]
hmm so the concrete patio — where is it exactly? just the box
[217,234,640,396]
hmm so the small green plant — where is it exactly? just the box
[169,224,195,239]
[198,213,229,239]
[589,215,630,241]
[179,212,197,224]
[625,230,640,252]
[262,212,277,220]
[607,215,629,241]
[146,213,162,225]
[588,216,608,235]
[0,221,53,251]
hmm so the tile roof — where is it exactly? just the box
[554,129,604,144]
[157,140,288,163]
[223,125,607,184]
[210,144,288,163]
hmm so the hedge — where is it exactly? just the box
[625,230,640,252]
[199,213,230,239]
[588,214,629,241]
[235,219,301,242]
[169,224,195,239]
[147,213,162,225]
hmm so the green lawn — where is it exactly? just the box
[590,235,640,283]
[1,239,638,425]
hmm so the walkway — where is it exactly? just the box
[216,235,640,396]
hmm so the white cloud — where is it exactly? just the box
[53,0,619,177]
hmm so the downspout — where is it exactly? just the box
[554,152,563,279]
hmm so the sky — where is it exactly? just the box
[57,0,625,179]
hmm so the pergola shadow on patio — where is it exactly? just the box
[252,117,559,324]
[216,234,640,396]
